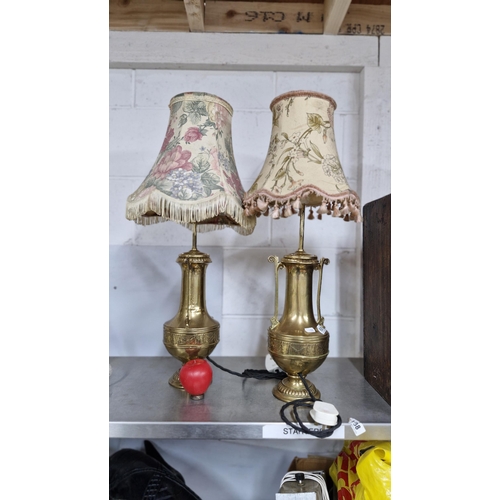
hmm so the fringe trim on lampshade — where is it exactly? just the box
[243,185,362,223]
[126,189,256,235]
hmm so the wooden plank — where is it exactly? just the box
[339,4,390,35]
[205,1,323,34]
[109,0,189,32]
[183,0,205,32]
[110,0,390,35]
[205,1,389,35]
[323,0,352,35]
[363,194,391,406]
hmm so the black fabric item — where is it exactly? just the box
[109,441,203,500]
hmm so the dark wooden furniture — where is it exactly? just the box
[362,194,391,405]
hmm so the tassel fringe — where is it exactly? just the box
[243,187,362,223]
[126,190,256,235]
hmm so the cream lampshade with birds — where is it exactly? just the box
[243,90,361,402]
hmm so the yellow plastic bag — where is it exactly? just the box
[329,440,391,500]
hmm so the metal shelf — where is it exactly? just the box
[109,356,390,440]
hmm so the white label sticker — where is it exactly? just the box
[317,325,327,334]
[349,418,366,436]
[262,423,344,439]
[304,327,315,333]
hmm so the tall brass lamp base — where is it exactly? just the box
[163,242,219,390]
[266,205,332,402]
[268,235,330,402]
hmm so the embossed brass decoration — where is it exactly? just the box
[163,227,220,389]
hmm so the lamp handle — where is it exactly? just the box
[268,255,282,329]
[316,257,330,326]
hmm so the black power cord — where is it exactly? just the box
[206,357,342,439]
[206,356,287,380]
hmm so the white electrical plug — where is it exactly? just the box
[309,401,339,427]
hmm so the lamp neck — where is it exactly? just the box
[298,205,305,252]
[175,249,212,322]
[192,223,198,251]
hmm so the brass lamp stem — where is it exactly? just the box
[192,223,198,251]
[163,231,220,390]
[298,205,306,252]
[186,224,198,327]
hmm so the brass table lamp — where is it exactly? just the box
[126,91,255,389]
[243,90,361,402]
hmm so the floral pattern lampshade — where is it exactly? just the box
[243,91,361,222]
[126,92,256,235]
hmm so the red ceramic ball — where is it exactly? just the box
[179,359,213,396]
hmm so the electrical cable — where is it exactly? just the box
[206,358,342,438]
[278,373,342,438]
[206,356,287,380]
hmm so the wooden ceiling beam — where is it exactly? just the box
[205,2,323,34]
[339,4,390,35]
[323,0,352,35]
[183,0,205,32]
[109,0,390,35]
[109,0,189,32]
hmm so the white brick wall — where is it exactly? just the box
[109,39,391,360]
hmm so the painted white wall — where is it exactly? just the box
[109,34,391,500]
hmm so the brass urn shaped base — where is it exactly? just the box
[163,233,219,390]
[268,249,330,402]
[266,205,331,402]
